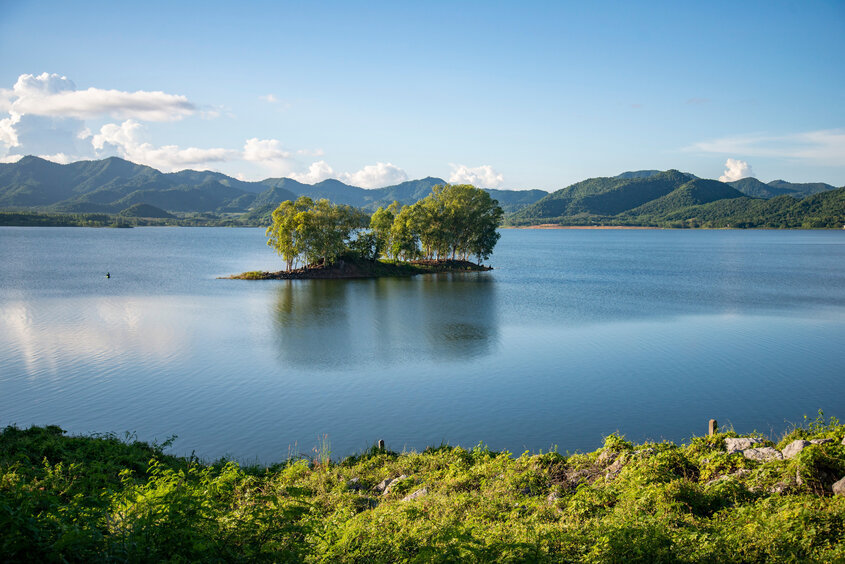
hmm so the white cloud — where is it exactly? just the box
[92,119,236,172]
[448,164,504,188]
[243,137,292,162]
[338,162,407,188]
[259,94,279,103]
[719,158,754,182]
[689,129,845,166]
[290,160,336,184]
[0,154,23,163]
[37,152,75,164]
[0,116,19,147]
[9,73,194,122]
[288,161,409,187]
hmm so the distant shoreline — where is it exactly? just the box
[505,224,662,230]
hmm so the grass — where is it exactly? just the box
[2,416,844,562]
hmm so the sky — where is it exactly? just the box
[1,0,843,190]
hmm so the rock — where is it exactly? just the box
[382,474,408,495]
[402,487,428,502]
[725,438,763,454]
[810,438,834,445]
[347,477,363,491]
[833,477,845,496]
[596,449,618,465]
[547,492,560,503]
[742,447,783,462]
[375,478,393,493]
[782,440,811,459]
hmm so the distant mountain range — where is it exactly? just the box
[0,157,842,228]
[0,156,547,217]
[508,170,844,228]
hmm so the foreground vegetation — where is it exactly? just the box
[3,414,844,562]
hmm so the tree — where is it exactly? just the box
[266,197,367,270]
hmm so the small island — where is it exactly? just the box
[229,183,503,280]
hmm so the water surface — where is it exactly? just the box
[1,227,843,462]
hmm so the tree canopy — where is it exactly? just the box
[266,185,503,270]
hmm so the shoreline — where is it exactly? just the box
[223,258,493,280]
[504,224,663,230]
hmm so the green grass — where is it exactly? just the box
[2,416,844,562]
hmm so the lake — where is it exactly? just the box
[1,226,844,463]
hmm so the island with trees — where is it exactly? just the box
[228,183,504,280]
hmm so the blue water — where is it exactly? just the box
[1,227,843,462]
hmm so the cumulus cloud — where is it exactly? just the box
[288,161,409,187]
[0,154,23,163]
[92,119,236,172]
[37,152,75,164]
[448,164,504,188]
[290,161,336,184]
[339,162,407,188]
[243,138,292,162]
[9,73,194,122]
[689,129,845,166]
[719,158,754,182]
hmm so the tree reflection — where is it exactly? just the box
[272,273,498,368]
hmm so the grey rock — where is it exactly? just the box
[810,438,834,445]
[347,477,362,491]
[382,474,408,495]
[725,438,763,454]
[375,478,393,493]
[782,440,811,459]
[742,447,783,462]
[833,477,845,496]
[596,449,618,465]
[547,492,560,503]
[402,487,428,502]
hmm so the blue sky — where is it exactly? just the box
[1,0,843,189]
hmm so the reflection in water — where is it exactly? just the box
[272,273,498,368]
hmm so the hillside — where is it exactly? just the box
[729,177,836,199]
[508,171,844,228]
[0,157,547,219]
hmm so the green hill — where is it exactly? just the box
[510,170,694,222]
[118,203,175,218]
[0,157,546,218]
[507,171,844,229]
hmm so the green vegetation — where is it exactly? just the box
[3,414,844,562]
[507,171,845,229]
[265,184,503,272]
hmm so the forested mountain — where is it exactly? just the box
[0,156,547,217]
[1,157,841,228]
[508,171,844,228]
[728,177,835,199]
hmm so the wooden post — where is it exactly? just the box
[708,419,718,436]
[378,439,385,450]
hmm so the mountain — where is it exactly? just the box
[615,170,661,179]
[0,157,548,216]
[510,170,695,222]
[766,179,834,197]
[729,177,836,199]
[624,179,746,216]
[507,170,844,228]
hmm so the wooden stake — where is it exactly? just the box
[709,419,718,436]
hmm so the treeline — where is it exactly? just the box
[266,184,503,270]
[508,188,845,229]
